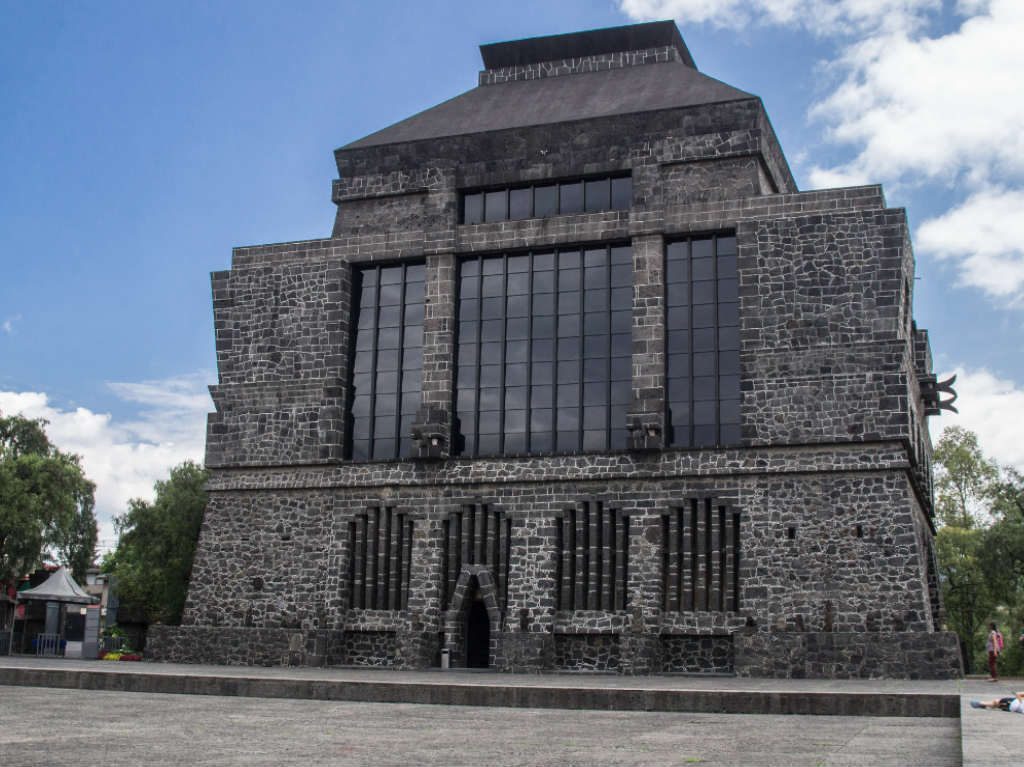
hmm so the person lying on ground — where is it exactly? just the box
[970,692,1024,712]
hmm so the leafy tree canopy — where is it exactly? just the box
[0,413,97,582]
[105,460,208,625]
[933,426,1024,673]
[933,425,999,528]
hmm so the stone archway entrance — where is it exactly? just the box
[445,565,502,669]
[464,579,490,668]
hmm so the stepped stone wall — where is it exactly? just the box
[154,23,961,679]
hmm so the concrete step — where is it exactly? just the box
[0,663,958,718]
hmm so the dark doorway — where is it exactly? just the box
[465,597,490,668]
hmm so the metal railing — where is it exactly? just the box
[35,632,61,656]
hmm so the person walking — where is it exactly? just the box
[987,622,1004,682]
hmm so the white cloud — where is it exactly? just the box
[2,314,21,335]
[618,0,939,35]
[931,366,1024,471]
[807,1,1024,188]
[917,188,1024,303]
[622,0,1024,308]
[0,371,212,555]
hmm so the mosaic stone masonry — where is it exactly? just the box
[149,21,962,679]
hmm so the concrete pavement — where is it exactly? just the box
[1,657,1023,764]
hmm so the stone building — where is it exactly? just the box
[149,21,962,678]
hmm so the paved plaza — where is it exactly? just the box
[1,658,1022,765]
[0,685,959,767]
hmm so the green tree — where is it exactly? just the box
[935,524,992,673]
[0,413,97,582]
[933,425,998,527]
[106,461,208,624]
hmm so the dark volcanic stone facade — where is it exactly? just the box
[147,21,961,679]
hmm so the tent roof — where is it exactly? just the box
[16,567,97,605]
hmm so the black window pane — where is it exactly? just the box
[463,193,483,224]
[720,399,741,424]
[611,176,632,210]
[692,238,713,260]
[509,188,532,220]
[508,255,529,273]
[505,341,528,365]
[718,278,738,302]
[693,352,715,376]
[611,310,631,334]
[460,276,479,298]
[532,387,553,408]
[693,305,716,329]
[532,338,554,360]
[531,408,552,432]
[666,233,741,449]
[558,291,580,314]
[610,380,631,405]
[482,275,503,297]
[693,328,715,352]
[557,360,580,382]
[505,362,528,385]
[533,251,554,271]
[719,351,740,375]
[585,178,610,212]
[404,280,424,303]
[531,432,553,453]
[584,289,609,311]
[455,246,630,457]
[559,182,583,214]
[533,271,554,293]
[584,247,607,268]
[505,387,527,410]
[505,433,526,453]
[532,362,553,385]
[507,273,529,295]
[692,280,715,304]
[484,190,507,222]
[534,185,558,217]
[610,265,632,288]
[481,297,503,319]
[478,434,500,455]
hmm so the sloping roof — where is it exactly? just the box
[342,59,753,150]
[16,567,97,605]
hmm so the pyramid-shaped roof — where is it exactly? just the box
[17,566,97,604]
[343,22,754,150]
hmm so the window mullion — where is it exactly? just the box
[394,265,408,458]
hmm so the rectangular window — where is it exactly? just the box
[666,234,740,448]
[460,174,631,223]
[347,262,425,460]
[456,245,631,457]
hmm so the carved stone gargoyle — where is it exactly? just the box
[920,373,958,416]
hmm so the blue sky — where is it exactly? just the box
[2,0,1022,549]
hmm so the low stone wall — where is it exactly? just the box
[661,635,734,673]
[734,631,963,679]
[147,625,319,667]
[331,630,398,667]
[553,634,621,671]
